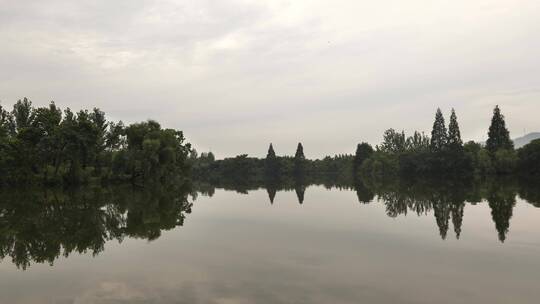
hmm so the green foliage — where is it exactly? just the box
[447,109,463,151]
[486,105,513,154]
[464,141,494,175]
[265,143,280,178]
[493,149,517,174]
[380,129,407,153]
[0,98,191,186]
[517,139,540,175]
[0,183,192,269]
[360,151,399,181]
[294,143,305,159]
[267,143,276,158]
[406,131,430,152]
[294,142,306,176]
[353,142,374,174]
[430,108,448,152]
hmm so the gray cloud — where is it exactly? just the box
[1,0,539,158]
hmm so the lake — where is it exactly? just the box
[1,179,539,304]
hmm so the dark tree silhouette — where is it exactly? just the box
[486,105,513,154]
[295,184,306,204]
[265,143,280,178]
[294,142,306,176]
[447,109,463,151]
[487,182,516,242]
[430,108,448,152]
[353,142,374,175]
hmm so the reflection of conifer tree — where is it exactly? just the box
[267,186,277,204]
[294,143,306,177]
[433,198,451,240]
[295,185,306,204]
[451,202,465,239]
[487,183,516,242]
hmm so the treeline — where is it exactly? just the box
[358,106,540,179]
[191,143,355,185]
[0,98,191,186]
[192,105,540,183]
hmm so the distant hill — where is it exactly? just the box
[513,132,540,149]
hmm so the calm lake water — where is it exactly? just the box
[1,180,539,304]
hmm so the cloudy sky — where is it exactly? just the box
[1,0,539,158]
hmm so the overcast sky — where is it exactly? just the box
[1,0,539,158]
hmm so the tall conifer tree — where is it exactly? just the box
[486,105,513,154]
[430,108,448,152]
[265,143,279,177]
[447,108,463,151]
[294,142,306,175]
[267,143,276,159]
[294,143,305,159]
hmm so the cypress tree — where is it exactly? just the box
[486,105,513,154]
[447,108,463,151]
[265,143,278,177]
[430,108,448,152]
[294,142,306,176]
[294,143,305,159]
[267,143,276,159]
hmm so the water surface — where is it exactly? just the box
[1,180,539,303]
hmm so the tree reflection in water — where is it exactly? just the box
[1,175,538,269]
[194,175,539,244]
[0,182,192,270]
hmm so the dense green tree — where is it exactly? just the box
[353,142,374,174]
[11,98,34,133]
[486,105,513,154]
[0,98,191,186]
[406,131,430,152]
[430,108,447,152]
[105,121,126,151]
[493,149,517,174]
[517,139,540,175]
[380,129,407,154]
[0,104,12,138]
[464,141,494,175]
